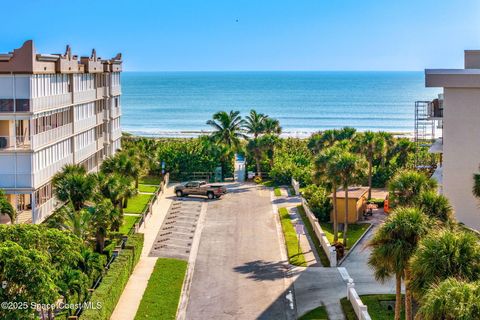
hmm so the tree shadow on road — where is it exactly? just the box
[233,260,298,281]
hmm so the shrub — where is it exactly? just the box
[302,185,332,222]
[81,234,144,320]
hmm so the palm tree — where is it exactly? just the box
[335,151,366,247]
[96,173,135,230]
[78,248,105,284]
[58,267,89,314]
[263,117,282,135]
[0,189,16,224]
[89,199,116,253]
[417,191,454,224]
[389,138,415,168]
[416,278,480,320]
[388,170,437,208]
[369,208,431,320]
[314,146,343,242]
[410,229,480,299]
[47,203,91,240]
[244,110,266,138]
[207,110,246,179]
[247,137,265,175]
[368,207,430,320]
[355,131,386,199]
[52,165,96,211]
[101,151,145,189]
[262,118,282,167]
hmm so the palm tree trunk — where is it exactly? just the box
[368,157,373,199]
[405,267,413,320]
[95,231,105,253]
[394,272,402,320]
[269,147,274,167]
[332,184,338,242]
[135,177,139,189]
[343,186,349,247]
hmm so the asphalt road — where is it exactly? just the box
[185,183,293,320]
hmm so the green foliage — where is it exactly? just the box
[253,176,263,184]
[298,306,329,320]
[81,234,144,320]
[416,278,480,320]
[302,185,332,222]
[139,175,162,185]
[0,189,16,223]
[134,258,188,320]
[320,222,370,250]
[417,191,454,223]
[138,184,158,193]
[53,164,96,210]
[296,205,330,267]
[388,170,437,207]
[119,215,141,235]
[341,295,405,320]
[0,224,100,318]
[410,229,480,298]
[278,207,307,267]
[274,187,282,196]
[124,194,153,214]
[269,138,313,185]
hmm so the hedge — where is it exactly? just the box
[81,233,144,320]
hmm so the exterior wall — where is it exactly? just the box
[330,196,366,223]
[443,88,480,229]
[0,63,121,224]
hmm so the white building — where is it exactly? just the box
[424,50,480,230]
[0,40,122,224]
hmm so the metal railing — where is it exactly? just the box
[0,135,30,150]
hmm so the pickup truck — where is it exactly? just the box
[174,181,227,199]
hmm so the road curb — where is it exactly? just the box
[176,201,208,320]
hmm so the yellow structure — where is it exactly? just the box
[329,187,368,223]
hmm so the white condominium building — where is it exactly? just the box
[0,40,123,224]
[421,50,480,230]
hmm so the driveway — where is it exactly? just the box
[185,183,294,320]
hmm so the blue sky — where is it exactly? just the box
[1,0,479,71]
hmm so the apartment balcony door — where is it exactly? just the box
[15,120,29,146]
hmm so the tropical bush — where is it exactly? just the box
[302,184,332,222]
[81,234,144,320]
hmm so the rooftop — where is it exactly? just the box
[0,40,122,74]
[329,187,369,199]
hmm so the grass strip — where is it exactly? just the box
[278,207,307,267]
[134,258,188,320]
[320,222,370,250]
[299,306,329,319]
[119,215,140,235]
[138,184,158,193]
[296,205,330,267]
[139,175,162,185]
[274,187,282,196]
[340,294,405,320]
[124,194,153,214]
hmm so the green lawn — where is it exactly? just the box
[278,207,307,267]
[124,194,153,214]
[296,206,330,267]
[340,295,404,320]
[139,184,158,193]
[320,222,370,249]
[134,258,188,320]
[299,306,329,319]
[119,215,140,234]
[139,175,162,185]
[274,187,282,197]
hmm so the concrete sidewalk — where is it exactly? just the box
[110,185,175,320]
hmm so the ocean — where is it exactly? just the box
[121,71,440,138]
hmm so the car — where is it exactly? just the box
[174,181,227,200]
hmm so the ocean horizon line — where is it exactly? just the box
[121,69,426,73]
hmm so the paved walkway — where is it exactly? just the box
[110,185,175,320]
[234,154,246,182]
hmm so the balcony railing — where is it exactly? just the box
[31,93,72,113]
[73,90,96,104]
[110,106,121,119]
[75,143,97,163]
[111,128,122,141]
[33,154,73,189]
[0,136,31,150]
[111,85,121,96]
[31,123,73,150]
[75,116,97,133]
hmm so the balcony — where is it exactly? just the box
[0,136,31,151]
[110,106,121,119]
[33,154,73,189]
[75,116,97,133]
[73,90,96,104]
[427,98,443,119]
[75,143,97,163]
[111,85,121,96]
[31,93,72,113]
[31,123,73,150]
[111,128,122,141]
